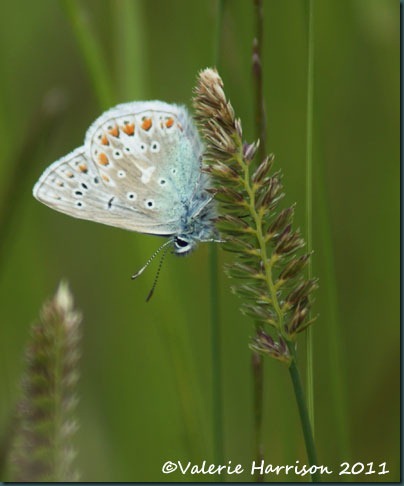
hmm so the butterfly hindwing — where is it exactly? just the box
[86,101,202,191]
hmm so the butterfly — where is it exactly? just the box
[33,101,218,292]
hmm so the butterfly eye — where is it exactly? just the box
[174,236,193,255]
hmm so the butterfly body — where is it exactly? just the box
[33,101,217,255]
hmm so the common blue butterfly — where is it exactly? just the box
[33,101,218,285]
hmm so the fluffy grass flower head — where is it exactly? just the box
[193,68,317,363]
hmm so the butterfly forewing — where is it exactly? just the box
[33,101,203,236]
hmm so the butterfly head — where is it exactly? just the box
[173,187,218,256]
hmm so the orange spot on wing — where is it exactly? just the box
[141,117,152,131]
[165,117,174,128]
[101,134,109,145]
[123,123,135,135]
[102,174,110,182]
[78,164,88,173]
[98,153,109,166]
[109,126,119,137]
[65,171,74,178]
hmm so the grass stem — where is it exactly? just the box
[288,352,319,482]
[0,91,67,275]
[209,245,223,469]
[315,157,351,458]
[305,0,315,434]
[111,0,144,100]
[61,0,114,109]
[252,351,264,481]
[252,0,267,162]
[251,1,266,479]
[210,0,226,475]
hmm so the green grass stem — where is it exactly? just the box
[288,351,319,482]
[315,155,351,459]
[214,0,226,70]
[0,91,67,275]
[210,0,226,474]
[61,0,115,109]
[252,1,266,479]
[252,351,263,481]
[305,0,315,434]
[252,0,266,162]
[111,0,145,100]
[209,244,223,469]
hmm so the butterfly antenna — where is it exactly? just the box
[145,243,170,302]
[131,239,172,280]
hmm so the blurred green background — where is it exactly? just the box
[0,0,399,482]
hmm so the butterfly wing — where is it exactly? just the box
[33,101,203,236]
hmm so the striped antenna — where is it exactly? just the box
[131,239,172,280]
[145,242,170,302]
